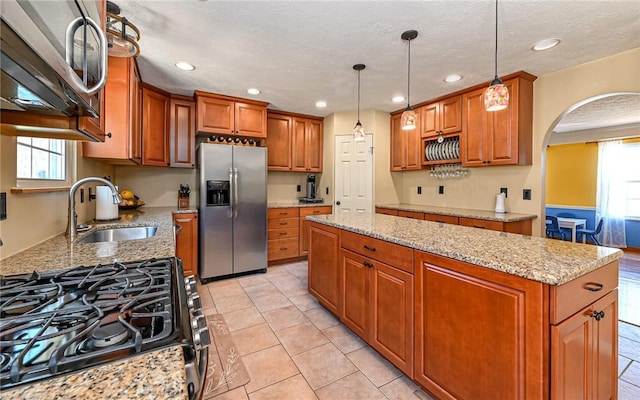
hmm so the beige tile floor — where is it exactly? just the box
[198,260,640,400]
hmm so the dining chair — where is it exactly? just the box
[576,218,604,245]
[545,216,566,240]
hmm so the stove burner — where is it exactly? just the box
[91,322,129,348]
[0,354,9,371]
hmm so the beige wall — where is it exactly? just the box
[0,139,114,259]
[114,166,196,207]
[268,172,311,203]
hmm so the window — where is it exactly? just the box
[16,137,74,188]
[621,142,640,219]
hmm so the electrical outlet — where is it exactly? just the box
[0,192,6,220]
[88,187,94,201]
[326,187,329,195]
[296,184,301,192]
[417,186,422,195]
[439,186,444,195]
[80,188,84,203]
[500,187,508,198]
[523,189,532,200]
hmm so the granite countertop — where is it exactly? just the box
[0,207,194,399]
[307,213,622,286]
[376,203,537,222]
[268,201,331,208]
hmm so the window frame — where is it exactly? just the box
[15,137,76,190]
[621,141,640,221]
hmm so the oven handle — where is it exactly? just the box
[195,348,208,400]
[65,16,108,95]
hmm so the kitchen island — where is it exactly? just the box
[306,213,622,400]
[0,207,196,400]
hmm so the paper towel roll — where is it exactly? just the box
[96,185,119,221]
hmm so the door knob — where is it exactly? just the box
[336,201,341,205]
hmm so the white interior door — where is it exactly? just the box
[334,134,373,214]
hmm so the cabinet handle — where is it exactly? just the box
[363,245,376,251]
[280,212,288,215]
[280,222,287,226]
[280,247,288,251]
[174,223,183,235]
[473,225,486,229]
[279,232,287,236]
[106,132,112,138]
[590,310,605,321]
[363,261,374,268]
[584,282,604,292]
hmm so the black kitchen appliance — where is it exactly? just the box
[299,174,323,204]
[0,258,209,399]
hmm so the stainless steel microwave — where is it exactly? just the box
[0,0,107,141]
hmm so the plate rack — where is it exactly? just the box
[422,135,461,166]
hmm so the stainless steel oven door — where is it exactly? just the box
[0,0,107,116]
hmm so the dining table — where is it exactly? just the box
[556,217,588,243]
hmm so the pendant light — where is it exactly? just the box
[401,30,418,130]
[353,64,366,142]
[106,1,141,57]
[484,0,509,111]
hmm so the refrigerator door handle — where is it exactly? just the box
[228,167,234,218]
[233,168,239,218]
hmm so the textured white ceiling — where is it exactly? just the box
[554,94,640,133]
[119,0,640,124]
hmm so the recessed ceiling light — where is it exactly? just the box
[444,74,462,83]
[532,38,561,51]
[247,88,261,95]
[315,101,327,108]
[392,96,405,103]
[175,61,195,71]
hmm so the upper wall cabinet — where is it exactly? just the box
[461,74,535,167]
[267,110,323,172]
[195,91,268,138]
[169,95,196,168]
[421,95,462,139]
[141,85,170,166]
[390,113,421,171]
[83,57,142,164]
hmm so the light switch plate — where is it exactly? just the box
[523,189,532,200]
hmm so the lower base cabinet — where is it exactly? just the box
[308,223,341,316]
[174,212,198,276]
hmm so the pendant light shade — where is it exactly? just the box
[484,0,508,111]
[400,30,418,130]
[353,64,366,142]
[106,1,141,57]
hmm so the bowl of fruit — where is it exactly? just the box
[118,189,145,209]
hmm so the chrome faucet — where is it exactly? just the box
[67,177,122,240]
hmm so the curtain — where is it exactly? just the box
[596,141,626,247]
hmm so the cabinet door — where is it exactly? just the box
[267,113,293,170]
[421,102,439,138]
[142,88,170,166]
[174,213,198,276]
[487,79,519,165]
[291,118,308,171]
[308,223,341,316]
[235,102,267,138]
[390,114,404,171]
[77,88,105,141]
[371,261,413,377]
[307,119,323,171]
[592,291,617,400]
[129,60,142,163]
[405,127,421,170]
[461,87,489,167]
[170,98,196,168]
[299,216,310,255]
[440,95,462,135]
[340,250,370,341]
[197,96,234,135]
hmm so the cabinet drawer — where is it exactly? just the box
[398,210,424,220]
[268,238,299,261]
[375,207,399,216]
[268,227,299,240]
[459,217,504,232]
[268,208,300,219]
[550,261,619,324]
[341,230,413,274]
[424,213,459,225]
[300,206,333,217]
[268,217,299,229]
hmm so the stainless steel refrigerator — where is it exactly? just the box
[198,143,267,280]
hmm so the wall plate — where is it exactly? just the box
[0,192,6,220]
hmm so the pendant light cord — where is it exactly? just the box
[494,0,499,80]
[407,38,411,108]
[357,69,361,121]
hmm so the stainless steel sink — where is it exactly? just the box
[76,226,158,244]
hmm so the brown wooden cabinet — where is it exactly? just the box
[83,57,142,164]
[299,206,332,256]
[292,117,323,172]
[169,95,196,168]
[141,86,170,166]
[461,75,534,167]
[174,212,198,276]
[390,113,421,171]
[421,95,462,138]
[266,112,293,171]
[195,91,268,138]
[267,207,300,262]
[308,222,341,316]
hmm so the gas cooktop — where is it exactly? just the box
[0,258,194,390]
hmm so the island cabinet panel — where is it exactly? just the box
[551,290,617,400]
[341,230,413,273]
[299,206,333,256]
[414,251,547,400]
[308,223,341,316]
[340,249,370,341]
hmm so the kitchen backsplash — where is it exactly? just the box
[267,171,316,203]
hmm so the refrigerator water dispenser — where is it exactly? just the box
[206,180,230,206]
